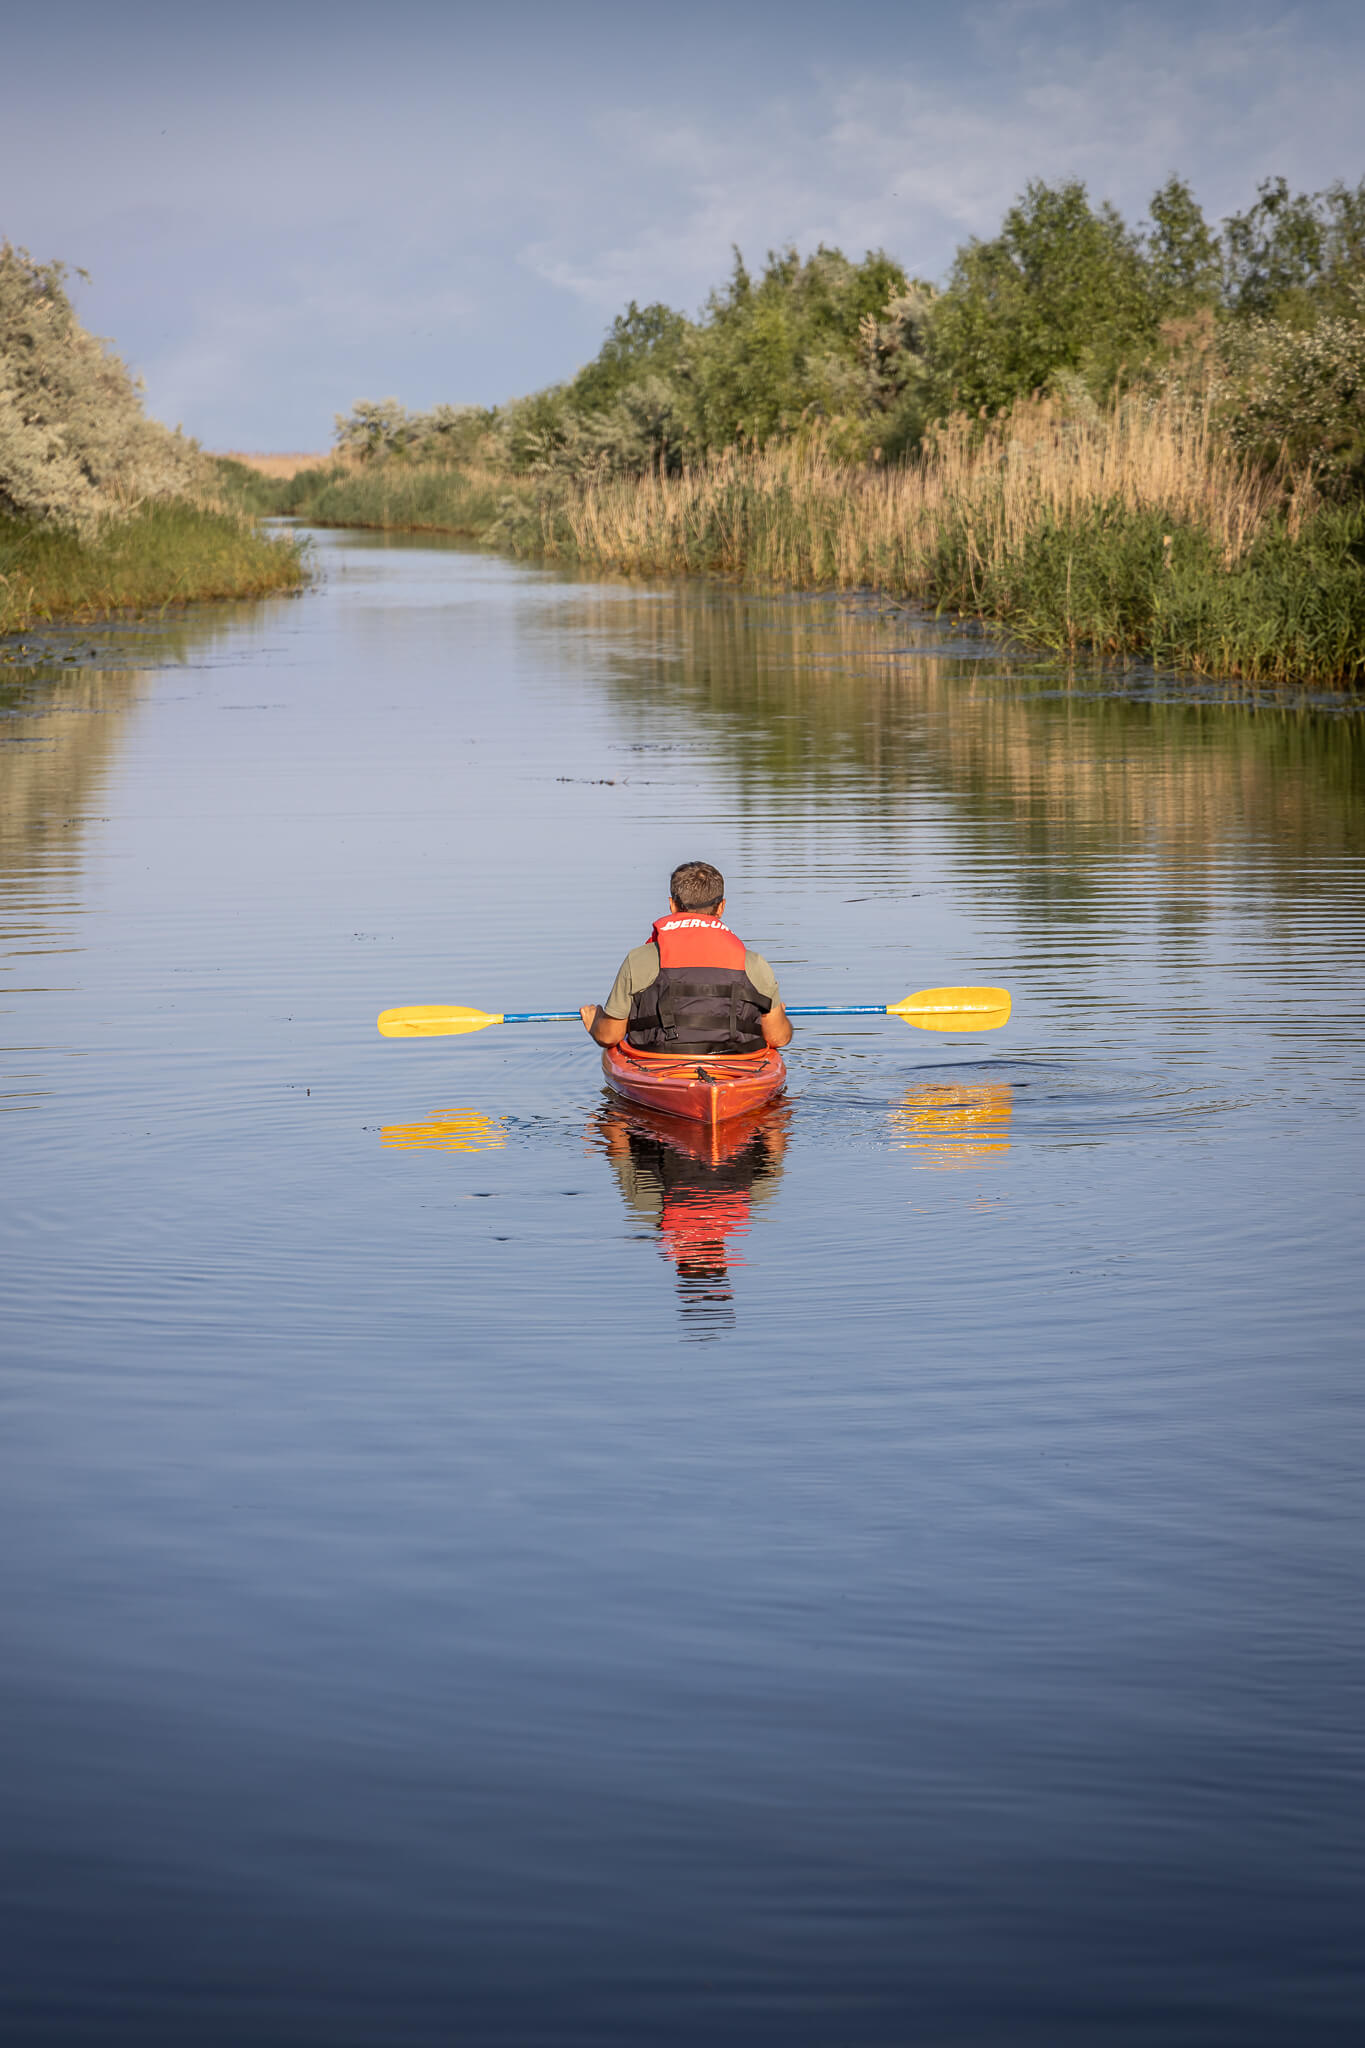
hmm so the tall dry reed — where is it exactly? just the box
[531,393,1292,595]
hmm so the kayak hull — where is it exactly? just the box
[602,1041,787,1127]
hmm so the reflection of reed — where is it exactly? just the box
[1,611,263,912]
[892,1082,1013,1169]
[542,585,1364,869]
[380,1109,507,1153]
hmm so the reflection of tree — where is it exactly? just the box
[1,612,261,928]
[528,587,1364,900]
[594,1101,788,1337]
[0,667,148,940]
[892,1081,1013,1168]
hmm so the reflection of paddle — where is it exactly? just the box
[893,1082,1014,1168]
[377,986,1011,1038]
[380,1108,506,1152]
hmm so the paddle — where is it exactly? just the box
[377,986,1011,1038]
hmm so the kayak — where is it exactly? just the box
[602,1041,787,1127]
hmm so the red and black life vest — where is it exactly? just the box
[626,913,772,1055]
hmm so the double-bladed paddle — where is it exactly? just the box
[377,987,1011,1038]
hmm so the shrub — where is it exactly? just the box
[0,242,202,529]
[1215,291,1365,490]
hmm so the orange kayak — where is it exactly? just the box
[602,1041,787,1127]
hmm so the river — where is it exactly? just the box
[3,528,1363,2045]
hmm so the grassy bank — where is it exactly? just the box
[0,500,307,635]
[263,396,1365,686]
[225,458,522,535]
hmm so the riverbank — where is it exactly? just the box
[253,397,1365,688]
[0,501,307,635]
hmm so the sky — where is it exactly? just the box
[3,0,1363,449]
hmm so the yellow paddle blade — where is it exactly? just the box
[888,986,1012,1032]
[377,1005,504,1038]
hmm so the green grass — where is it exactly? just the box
[928,501,1365,684]
[269,462,530,535]
[0,500,307,634]
[208,457,307,516]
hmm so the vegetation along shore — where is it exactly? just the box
[0,244,304,637]
[236,173,1365,686]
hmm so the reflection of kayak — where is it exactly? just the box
[598,1095,788,1167]
[602,1041,787,1127]
[595,1096,788,1327]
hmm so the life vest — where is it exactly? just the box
[626,912,771,1054]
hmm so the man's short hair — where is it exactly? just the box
[670,860,725,911]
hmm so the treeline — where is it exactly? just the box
[322,173,1365,492]
[0,243,303,632]
[226,172,1365,685]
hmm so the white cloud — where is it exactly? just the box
[8,0,1360,441]
[518,6,1365,319]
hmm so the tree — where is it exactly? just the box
[686,244,911,451]
[923,179,1156,416]
[1222,176,1365,321]
[567,301,690,414]
[1145,175,1220,313]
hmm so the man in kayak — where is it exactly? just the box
[580,860,793,1055]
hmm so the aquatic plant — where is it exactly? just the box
[0,501,305,634]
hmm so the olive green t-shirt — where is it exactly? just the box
[602,943,780,1020]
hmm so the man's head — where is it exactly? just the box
[669,860,725,915]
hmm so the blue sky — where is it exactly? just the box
[3,0,1362,448]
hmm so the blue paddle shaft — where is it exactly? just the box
[503,1005,889,1022]
[785,1004,888,1016]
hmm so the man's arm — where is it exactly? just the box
[580,1004,628,1046]
[761,1001,793,1048]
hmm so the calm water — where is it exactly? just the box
[3,530,1363,2045]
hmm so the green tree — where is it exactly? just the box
[922,179,1156,416]
[687,245,910,450]
[566,301,691,413]
[1222,176,1365,321]
[1145,175,1220,312]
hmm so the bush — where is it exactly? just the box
[332,397,497,466]
[1215,292,1365,491]
[0,242,203,529]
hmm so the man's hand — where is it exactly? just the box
[581,1005,629,1046]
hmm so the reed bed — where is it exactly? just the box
[272,394,1364,685]
[267,462,519,533]
[528,396,1277,586]
[0,501,307,635]
[499,396,1362,686]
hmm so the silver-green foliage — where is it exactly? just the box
[1215,285,1365,488]
[0,243,201,529]
[332,397,497,465]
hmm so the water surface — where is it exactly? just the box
[3,531,1363,2044]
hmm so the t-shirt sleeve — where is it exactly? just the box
[744,951,780,1004]
[602,943,659,1019]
